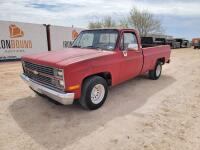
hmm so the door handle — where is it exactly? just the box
[134,50,141,53]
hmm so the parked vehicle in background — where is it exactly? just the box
[141,37,155,48]
[141,37,166,48]
[175,38,189,48]
[21,28,171,110]
[192,38,200,49]
[193,39,200,49]
[192,38,200,45]
[155,38,167,45]
[183,40,191,48]
[166,39,181,49]
[142,36,188,49]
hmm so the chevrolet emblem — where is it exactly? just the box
[33,70,39,75]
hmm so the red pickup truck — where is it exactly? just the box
[21,29,171,110]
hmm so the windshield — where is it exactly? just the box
[72,29,118,51]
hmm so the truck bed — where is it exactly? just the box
[141,45,171,74]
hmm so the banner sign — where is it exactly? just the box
[0,21,48,60]
[49,25,83,51]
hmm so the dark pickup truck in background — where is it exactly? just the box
[142,36,190,49]
[141,37,179,49]
[166,39,181,49]
[141,37,165,48]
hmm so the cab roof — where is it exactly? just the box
[82,28,138,33]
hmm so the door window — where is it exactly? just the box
[120,33,138,50]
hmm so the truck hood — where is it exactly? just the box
[22,48,115,67]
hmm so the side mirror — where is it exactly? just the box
[69,41,73,47]
[63,41,73,48]
[122,44,140,57]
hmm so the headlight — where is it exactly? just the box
[57,70,63,76]
[54,69,64,78]
[53,68,65,90]
[59,80,64,87]
[51,79,65,89]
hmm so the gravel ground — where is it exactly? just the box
[0,48,200,150]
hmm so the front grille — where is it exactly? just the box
[25,69,53,86]
[23,61,64,90]
[24,61,54,76]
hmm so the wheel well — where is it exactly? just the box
[157,57,165,65]
[83,72,112,86]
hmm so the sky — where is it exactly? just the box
[0,0,200,40]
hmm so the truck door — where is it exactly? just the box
[119,32,143,81]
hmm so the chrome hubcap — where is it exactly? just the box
[91,84,105,104]
[156,64,161,77]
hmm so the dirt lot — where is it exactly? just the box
[0,48,200,150]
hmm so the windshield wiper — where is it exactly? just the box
[81,46,95,49]
[82,46,103,51]
[72,45,81,48]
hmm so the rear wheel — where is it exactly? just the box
[149,61,162,80]
[79,76,108,110]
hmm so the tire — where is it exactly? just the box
[79,76,108,110]
[149,61,162,80]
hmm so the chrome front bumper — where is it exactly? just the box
[20,74,75,105]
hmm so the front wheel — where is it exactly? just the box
[149,62,162,80]
[79,76,108,110]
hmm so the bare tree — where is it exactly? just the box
[102,16,116,28]
[88,8,163,36]
[119,17,129,28]
[88,16,116,29]
[88,21,102,29]
[129,8,163,36]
